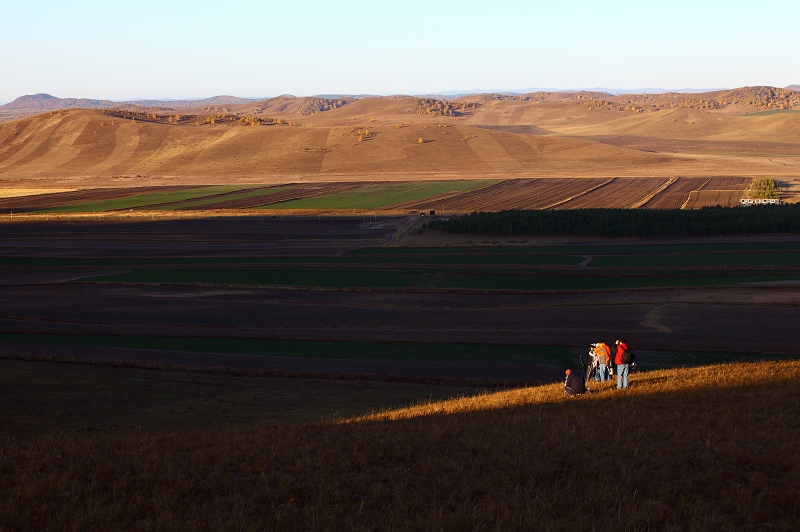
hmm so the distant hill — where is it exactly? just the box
[120,95,261,108]
[786,84,800,91]
[429,87,726,97]
[578,87,727,95]
[1,93,116,110]
[0,94,261,113]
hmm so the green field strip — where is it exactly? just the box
[0,331,791,367]
[349,241,800,257]
[259,180,495,210]
[337,254,583,266]
[75,267,800,291]
[433,272,800,291]
[590,252,800,268]
[82,268,426,288]
[148,186,291,210]
[0,332,572,365]
[37,186,255,213]
[1,253,584,268]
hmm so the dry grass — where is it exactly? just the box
[2,360,799,530]
[2,98,799,191]
[0,188,75,199]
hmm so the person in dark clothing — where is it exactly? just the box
[564,369,586,396]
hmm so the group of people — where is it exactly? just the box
[564,338,633,396]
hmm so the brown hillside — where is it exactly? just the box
[0,109,690,187]
[2,87,800,189]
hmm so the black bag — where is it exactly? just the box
[622,350,635,365]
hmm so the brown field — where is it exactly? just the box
[0,175,758,214]
[0,185,196,212]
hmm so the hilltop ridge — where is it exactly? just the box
[3,85,800,121]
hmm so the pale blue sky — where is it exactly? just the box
[2,0,798,102]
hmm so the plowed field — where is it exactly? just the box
[556,177,669,209]
[380,177,748,213]
[0,186,196,213]
[689,189,745,208]
[395,179,611,212]
[179,183,360,210]
[0,177,754,215]
[642,178,712,209]
[705,176,752,190]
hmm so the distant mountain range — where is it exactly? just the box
[2,93,117,110]
[3,85,799,114]
[0,93,261,111]
[430,87,730,97]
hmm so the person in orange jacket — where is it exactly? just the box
[614,338,631,389]
[592,342,612,382]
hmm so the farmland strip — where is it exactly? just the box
[540,179,614,209]
[630,177,677,209]
[0,186,198,213]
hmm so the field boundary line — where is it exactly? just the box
[630,176,677,209]
[681,177,712,210]
[538,178,615,210]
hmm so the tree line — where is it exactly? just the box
[745,178,781,199]
[426,205,800,237]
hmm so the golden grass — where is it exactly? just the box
[352,360,800,422]
[2,360,799,529]
[0,188,75,198]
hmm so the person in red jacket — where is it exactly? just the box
[614,338,631,389]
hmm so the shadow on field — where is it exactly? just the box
[2,362,799,530]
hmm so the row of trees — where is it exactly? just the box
[99,109,288,126]
[745,178,781,199]
[427,205,800,237]
[415,98,479,116]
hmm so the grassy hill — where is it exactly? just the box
[2,360,799,529]
[1,87,799,192]
[1,105,797,190]
[0,108,674,182]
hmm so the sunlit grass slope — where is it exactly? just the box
[2,360,799,529]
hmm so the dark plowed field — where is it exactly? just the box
[209,182,360,209]
[0,186,196,213]
[1,218,798,387]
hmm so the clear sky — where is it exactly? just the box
[2,0,799,102]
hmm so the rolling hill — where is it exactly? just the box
[1,87,799,190]
[1,93,116,110]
